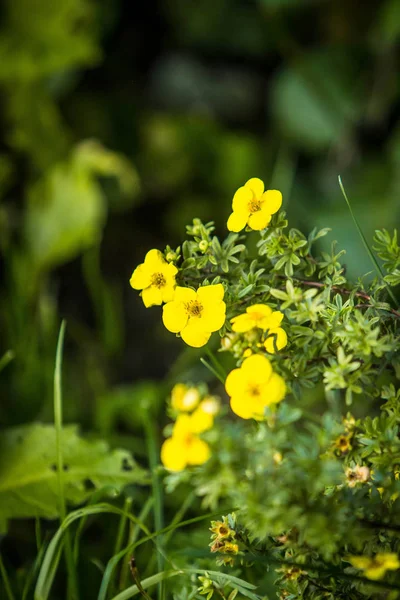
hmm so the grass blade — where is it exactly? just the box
[53,320,78,600]
[338,176,399,306]
[110,568,262,600]
[97,507,238,600]
[110,570,182,600]
[144,417,165,600]
[200,358,225,384]
[119,498,154,591]
[35,503,149,600]
[0,554,15,600]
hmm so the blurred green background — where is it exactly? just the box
[1,0,400,595]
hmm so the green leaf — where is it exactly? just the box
[25,141,139,271]
[0,423,148,521]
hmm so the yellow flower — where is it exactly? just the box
[162,284,226,348]
[227,178,282,232]
[130,249,177,307]
[334,434,352,455]
[190,397,220,433]
[170,383,200,412]
[264,327,288,353]
[210,518,234,540]
[225,354,286,419]
[349,553,400,580]
[160,414,210,471]
[231,304,283,333]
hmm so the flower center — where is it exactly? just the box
[151,272,166,288]
[250,311,264,322]
[183,432,194,448]
[247,384,261,397]
[248,195,262,213]
[185,300,203,318]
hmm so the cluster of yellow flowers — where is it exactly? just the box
[130,250,226,348]
[160,383,219,471]
[209,514,240,567]
[130,178,289,464]
[229,303,287,355]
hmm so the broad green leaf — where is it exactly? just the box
[0,423,148,521]
[25,140,139,270]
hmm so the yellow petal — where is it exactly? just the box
[246,304,273,330]
[162,301,188,332]
[268,311,284,329]
[261,372,286,405]
[174,286,197,303]
[171,384,200,411]
[130,264,151,290]
[165,262,178,277]
[227,210,249,232]
[190,407,214,433]
[187,437,211,466]
[248,210,272,231]
[349,556,371,569]
[230,395,263,419]
[376,554,400,570]
[197,283,225,305]
[160,437,187,471]
[262,189,282,214]
[199,397,220,415]
[141,286,163,307]
[181,320,211,347]
[201,303,226,332]
[161,283,176,303]
[264,328,287,353]
[247,304,273,317]
[245,178,264,198]
[225,367,245,397]
[232,185,252,211]
[173,413,194,437]
[365,567,386,580]
[231,313,255,333]
[241,354,272,384]
[144,249,165,268]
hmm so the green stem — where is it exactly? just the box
[338,175,399,307]
[0,554,15,600]
[144,418,165,600]
[119,499,154,592]
[111,497,133,595]
[54,321,78,600]
[163,492,196,547]
[200,358,225,385]
[205,347,227,381]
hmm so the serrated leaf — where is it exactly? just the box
[0,423,148,520]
